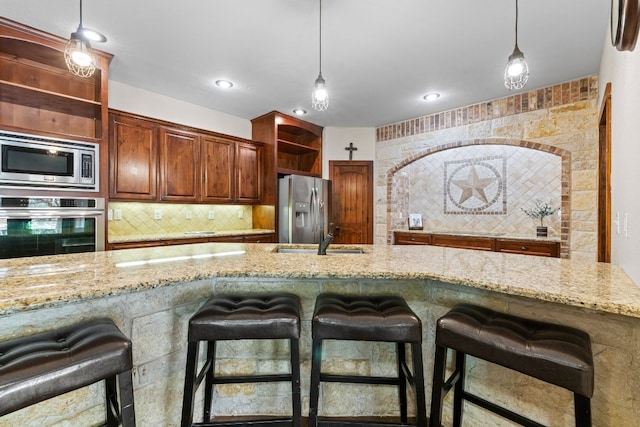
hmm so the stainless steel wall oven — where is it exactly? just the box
[0,197,105,259]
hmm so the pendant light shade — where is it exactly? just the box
[64,0,96,78]
[312,0,329,111]
[504,0,529,90]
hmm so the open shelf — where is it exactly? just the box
[0,80,101,118]
[277,139,320,155]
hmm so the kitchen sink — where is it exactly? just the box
[273,247,366,254]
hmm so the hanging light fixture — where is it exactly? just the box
[64,0,98,78]
[504,0,529,90]
[312,0,328,111]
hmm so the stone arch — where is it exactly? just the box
[385,138,571,258]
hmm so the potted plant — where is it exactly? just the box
[522,199,559,237]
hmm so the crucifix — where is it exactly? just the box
[345,142,358,160]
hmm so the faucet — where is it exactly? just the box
[318,223,335,255]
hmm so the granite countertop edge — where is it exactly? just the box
[1,243,638,319]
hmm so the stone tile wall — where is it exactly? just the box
[2,276,639,426]
[376,76,599,260]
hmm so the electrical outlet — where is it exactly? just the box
[185,210,192,220]
[107,209,113,221]
[114,209,122,221]
[208,211,215,220]
[154,209,162,220]
[238,210,244,219]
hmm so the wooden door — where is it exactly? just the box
[236,141,263,203]
[329,161,374,244]
[109,113,158,200]
[159,127,200,201]
[201,136,235,203]
[598,83,612,262]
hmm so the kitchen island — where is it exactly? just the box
[1,243,639,426]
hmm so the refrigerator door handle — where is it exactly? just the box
[310,188,317,232]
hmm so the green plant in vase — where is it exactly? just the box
[522,199,559,237]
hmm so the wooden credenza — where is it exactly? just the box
[393,231,560,258]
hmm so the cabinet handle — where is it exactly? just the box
[520,246,529,251]
[410,237,416,241]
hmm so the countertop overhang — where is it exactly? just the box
[1,243,638,318]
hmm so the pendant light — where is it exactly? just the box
[64,0,98,78]
[312,0,329,111]
[504,0,529,90]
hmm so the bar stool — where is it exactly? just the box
[309,293,427,427]
[180,293,302,427]
[429,303,594,427]
[0,318,136,426]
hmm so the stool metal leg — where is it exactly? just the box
[397,343,408,423]
[118,369,137,427]
[574,394,592,427]
[309,338,323,427]
[410,342,427,427]
[429,344,447,427]
[181,341,200,427]
[452,352,465,427]
[105,376,119,427]
[203,341,216,422]
[290,337,302,427]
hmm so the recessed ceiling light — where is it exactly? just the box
[215,80,234,89]
[423,92,441,101]
[293,109,307,115]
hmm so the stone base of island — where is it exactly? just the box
[1,243,639,426]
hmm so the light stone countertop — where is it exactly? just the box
[108,229,275,243]
[0,243,638,318]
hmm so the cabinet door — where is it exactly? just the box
[160,128,200,201]
[201,136,235,203]
[236,141,262,203]
[109,113,158,200]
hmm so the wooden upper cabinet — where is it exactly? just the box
[159,127,200,202]
[201,136,235,203]
[251,111,323,205]
[236,141,262,203]
[109,113,158,200]
[109,110,263,204]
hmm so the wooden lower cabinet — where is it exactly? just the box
[107,233,276,250]
[393,231,560,258]
[496,239,559,257]
[430,234,495,251]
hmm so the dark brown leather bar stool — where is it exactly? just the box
[309,293,427,427]
[181,293,302,427]
[430,303,594,427]
[0,318,136,426]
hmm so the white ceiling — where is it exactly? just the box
[1,0,609,128]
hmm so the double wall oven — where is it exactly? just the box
[0,197,105,259]
[0,131,105,259]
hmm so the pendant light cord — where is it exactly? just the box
[319,0,323,74]
[514,0,519,48]
[79,0,84,29]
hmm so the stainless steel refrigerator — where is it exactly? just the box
[278,174,331,244]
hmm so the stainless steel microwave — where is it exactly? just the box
[0,131,98,191]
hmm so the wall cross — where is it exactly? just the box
[345,142,358,160]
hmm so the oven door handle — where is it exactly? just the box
[0,210,104,219]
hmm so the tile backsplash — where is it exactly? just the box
[108,202,253,238]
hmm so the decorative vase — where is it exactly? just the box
[536,226,548,237]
